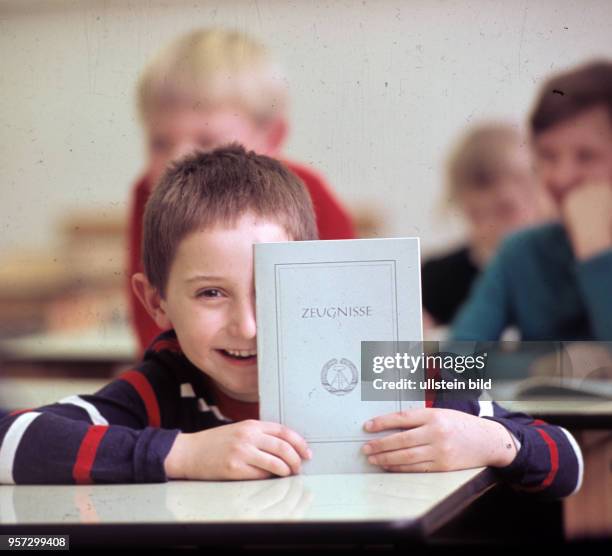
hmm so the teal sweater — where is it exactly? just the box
[451,223,612,341]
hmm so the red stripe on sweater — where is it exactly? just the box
[150,338,181,354]
[119,370,161,427]
[72,426,108,484]
[8,409,32,417]
[518,428,559,493]
[536,428,559,489]
[425,364,439,408]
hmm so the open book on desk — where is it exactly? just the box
[255,238,424,474]
[491,377,612,401]
[486,341,612,401]
[521,377,611,400]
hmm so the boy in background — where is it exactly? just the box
[452,61,612,341]
[0,146,580,496]
[130,28,355,350]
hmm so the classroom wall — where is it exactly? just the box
[1,0,611,257]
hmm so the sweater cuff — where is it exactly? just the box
[576,246,612,265]
[481,416,529,482]
[134,427,181,483]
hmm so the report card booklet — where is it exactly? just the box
[255,238,424,474]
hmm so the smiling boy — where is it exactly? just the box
[131,149,316,479]
[0,146,581,495]
[452,60,612,341]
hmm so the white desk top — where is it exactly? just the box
[0,469,492,539]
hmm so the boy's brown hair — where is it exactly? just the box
[142,144,318,296]
[530,60,612,135]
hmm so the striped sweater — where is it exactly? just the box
[0,331,582,496]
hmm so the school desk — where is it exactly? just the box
[0,468,495,548]
[0,326,137,380]
[0,326,136,364]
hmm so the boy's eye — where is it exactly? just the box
[196,288,224,299]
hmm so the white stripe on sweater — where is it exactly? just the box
[180,383,196,398]
[59,396,108,426]
[560,427,584,496]
[0,412,41,484]
[197,399,230,422]
[477,400,494,418]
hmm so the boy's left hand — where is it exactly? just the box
[561,181,612,260]
[362,408,517,473]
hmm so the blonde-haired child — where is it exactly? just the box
[129,28,355,349]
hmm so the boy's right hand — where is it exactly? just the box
[164,420,312,480]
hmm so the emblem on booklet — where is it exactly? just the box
[321,358,358,396]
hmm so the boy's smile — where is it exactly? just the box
[159,213,290,402]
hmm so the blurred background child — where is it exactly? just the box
[129,28,356,350]
[422,123,553,327]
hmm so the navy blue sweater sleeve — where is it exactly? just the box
[0,342,185,485]
[436,399,582,498]
[483,401,582,498]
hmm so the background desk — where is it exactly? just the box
[505,400,612,430]
[0,327,135,410]
[0,469,494,548]
[1,377,108,411]
[507,400,612,539]
[0,327,137,380]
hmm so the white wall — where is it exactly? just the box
[1,0,611,257]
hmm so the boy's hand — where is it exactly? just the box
[362,408,517,473]
[164,420,312,480]
[561,182,612,260]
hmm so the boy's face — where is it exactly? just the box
[159,213,290,402]
[533,105,612,205]
[145,106,284,187]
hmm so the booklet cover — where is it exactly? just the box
[255,238,424,474]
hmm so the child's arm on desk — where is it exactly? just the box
[0,337,309,484]
[362,401,582,498]
[362,408,517,472]
[0,364,180,484]
[164,421,311,480]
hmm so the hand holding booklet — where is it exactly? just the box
[255,238,424,474]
